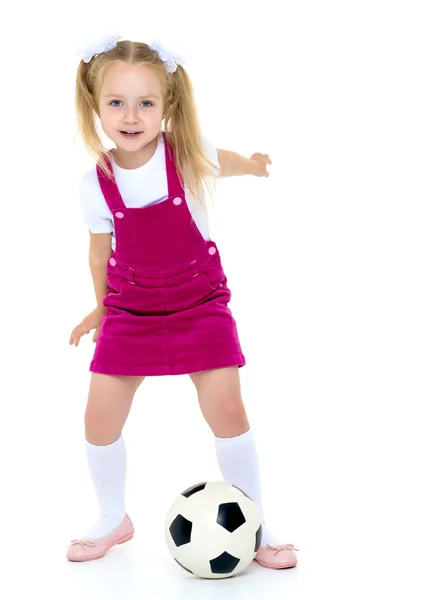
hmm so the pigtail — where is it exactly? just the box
[75,60,113,179]
[164,66,220,206]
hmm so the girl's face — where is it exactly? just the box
[98,62,164,152]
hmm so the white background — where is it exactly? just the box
[1,1,427,598]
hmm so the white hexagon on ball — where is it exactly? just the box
[164,481,263,579]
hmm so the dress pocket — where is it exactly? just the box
[107,281,125,296]
[106,267,126,296]
[200,262,228,292]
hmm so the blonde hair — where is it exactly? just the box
[75,40,219,206]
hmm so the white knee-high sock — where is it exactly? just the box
[81,436,127,540]
[214,428,283,547]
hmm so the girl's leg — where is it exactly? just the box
[78,373,145,540]
[189,367,282,547]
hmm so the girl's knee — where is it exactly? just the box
[209,403,250,437]
[84,410,123,445]
[83,374,143,445]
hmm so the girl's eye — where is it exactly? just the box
[109,101,154,107]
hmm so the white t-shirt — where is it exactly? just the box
[80,132,219,251]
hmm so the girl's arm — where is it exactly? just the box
[217,149,272,178]
[88,231,112,311]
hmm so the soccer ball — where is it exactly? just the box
[164,480,262,579]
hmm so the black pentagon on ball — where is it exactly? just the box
[217,502,246,532]
[210,551,241,574]
[174,558,193,574]
[255,523,262,552]
[181,482,207,498]
[169,514,193,546]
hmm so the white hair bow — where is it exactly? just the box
[76,32,184,73]
[148,39,184,73]
[77,31,121,64]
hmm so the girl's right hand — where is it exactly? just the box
[69,306,107,346]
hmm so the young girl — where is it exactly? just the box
[68,34,299,569]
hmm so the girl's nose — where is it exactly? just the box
[124,108,138,123]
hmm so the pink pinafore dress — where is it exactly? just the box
[90,133,246,376]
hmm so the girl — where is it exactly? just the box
[68,34,299,569]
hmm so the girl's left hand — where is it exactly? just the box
[250,152,272,177]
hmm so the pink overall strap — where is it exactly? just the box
[162,132,185,198]
[96,154,126,212]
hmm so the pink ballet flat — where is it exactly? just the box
[66,514,134,562]
[254,543,299,569]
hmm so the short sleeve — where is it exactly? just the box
[80,171,114,234]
